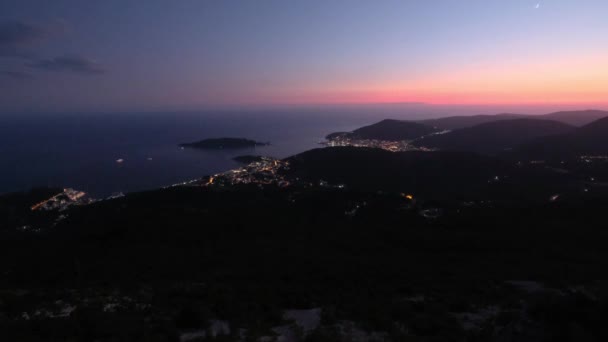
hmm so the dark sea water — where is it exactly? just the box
[0,110,385,197]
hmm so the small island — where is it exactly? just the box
[179,138,269,150]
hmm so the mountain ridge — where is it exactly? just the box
[411,118,576,155]
[418,109,608,130]
[326,119,438,141]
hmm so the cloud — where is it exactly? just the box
[0,21,47,46]
[0,20,68,58]
[1,21,104,76]
[28,55,106,75]
[0,70,33,79]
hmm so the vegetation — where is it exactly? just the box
[511,117,608,160]
[1,176,608,340]
[0,187,62,232]
[411,119,575,155]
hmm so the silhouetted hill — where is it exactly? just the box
[418,110,608,130]
[0,187,62,232]
[575,116,608,138]
[3,157,608,340]
[285,147,508,199]
[419,113,526,130]
[542,110,608,127]
[327,119,438,141]
[4,183,608,340]
[512,117,608,159]
[411,119,575,155]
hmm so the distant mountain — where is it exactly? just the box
[411,119,575,155]
[419,113,527,130]
[541,110,608,127]
[179,138,268,149]
[418,110,608,130]
[511,117,608,159]
[326,119,438,141]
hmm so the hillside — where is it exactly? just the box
[419,113,526,130]
[411,119,575,155]
[418,110,608,130]
[2,147,608,340]
[286,147,507,199]
[542,109,608,127]
[285,146,581,201]
[512,117,608,159]
[327,119,438,141]
[3,182,608,340]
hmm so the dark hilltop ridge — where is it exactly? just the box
[411,118,575,155]
[419,109,608,130]
[3,146,608,340]
[286,147,508,199]
[179,137,268,149]
[327,119,438,141]
[284,146,580,201]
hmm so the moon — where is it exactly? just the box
[535,3,541,9]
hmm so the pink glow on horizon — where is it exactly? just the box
[220,52,608,107]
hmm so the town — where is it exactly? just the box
[183,157,293,188]
[322,135,436,152]
[30,188,92,212]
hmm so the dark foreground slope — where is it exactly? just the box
[0,187,63,232]
[2,147,608,341]
[284,146,582,202]
[412,119,575,155]
[286,147,507,198]
[2,184,608,341]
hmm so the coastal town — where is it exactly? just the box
[30,188,92,212]
[189,156,292,188]
[322,134,438,152]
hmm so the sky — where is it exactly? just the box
[1,0,608,113]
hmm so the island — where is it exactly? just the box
[179,137,268,149]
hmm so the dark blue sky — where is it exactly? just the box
[2,0,608,112]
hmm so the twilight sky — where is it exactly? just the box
[1,0,608,112]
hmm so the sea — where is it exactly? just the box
[0,104,576,197]
[0,109,374,197]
